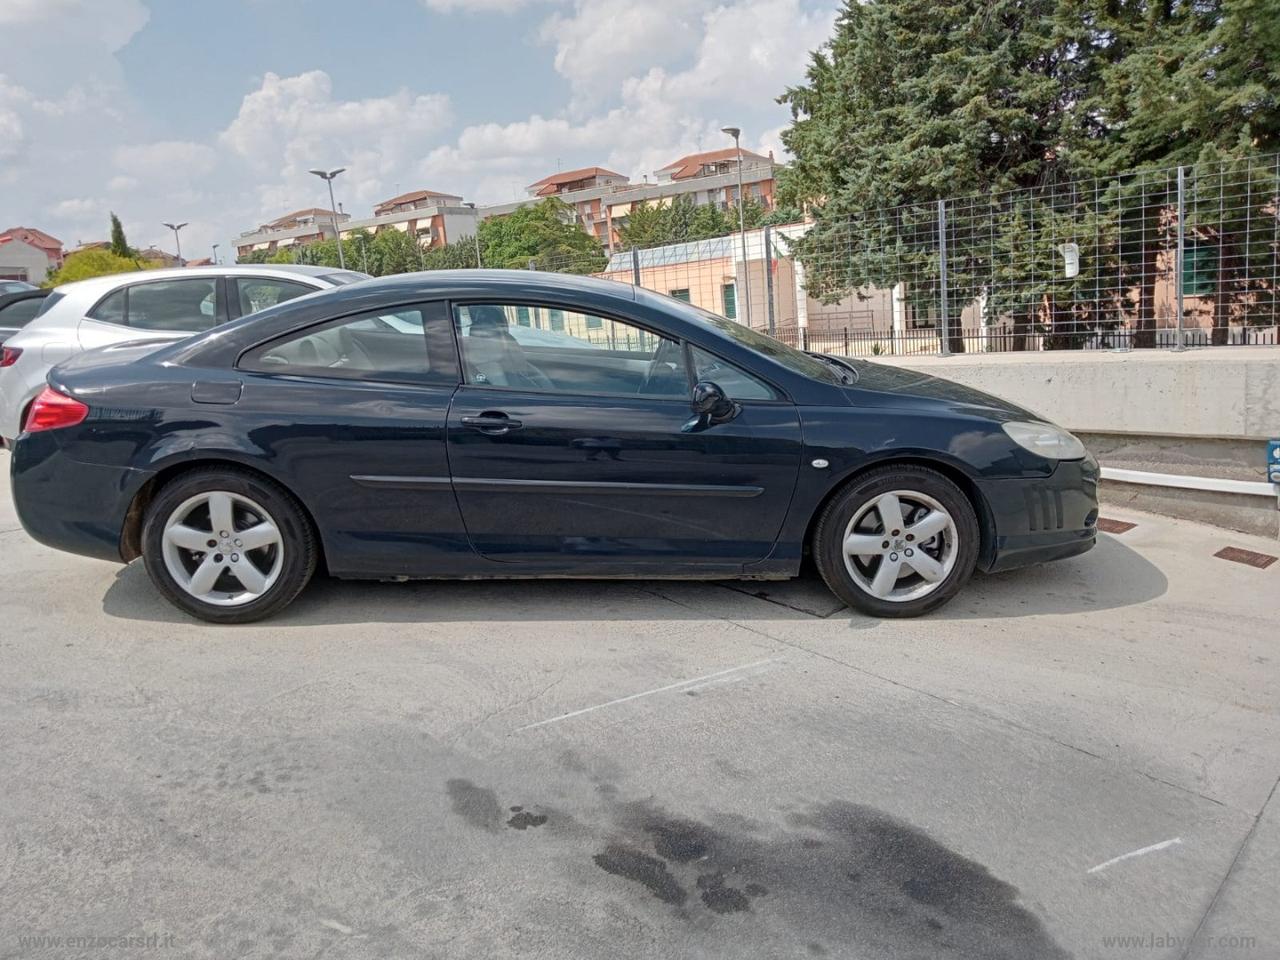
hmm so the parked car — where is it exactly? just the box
[0,288,50,345]
[9,270,1098,623]
[0,280,38,295]
[0,264,368,443]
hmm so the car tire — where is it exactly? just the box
[813,464,979,618]
[141,467,317,624]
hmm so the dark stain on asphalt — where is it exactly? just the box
[442,779,1066,958]
[445,779,503,831]
[593,844,688,905]
[507,811,548,830]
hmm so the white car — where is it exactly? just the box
[0,264,368,443]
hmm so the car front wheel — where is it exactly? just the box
[814,465,979,618]
[141,468,317,624]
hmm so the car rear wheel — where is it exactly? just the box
[141,468,317,624]
[813,465,979,618]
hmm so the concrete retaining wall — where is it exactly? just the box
[875,348,1280,537]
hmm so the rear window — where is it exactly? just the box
[319,271,370,286]
[35,291,64,317]
[0,296,47,328]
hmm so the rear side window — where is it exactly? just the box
[128,279,219,332]
[87,279,221,332]
[240,306,455,385]
[0,297,47,328]
[234,278,314,316]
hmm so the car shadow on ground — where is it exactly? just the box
[100,534,1166,627]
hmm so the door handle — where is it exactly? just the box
[461,413,523,434]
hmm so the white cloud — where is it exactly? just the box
[49,197,104,220]
[108,175,139,193]
[420,0,830,203]
[219,70,453,222]
[115,140,217,179]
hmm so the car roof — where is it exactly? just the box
[50,263,344,298]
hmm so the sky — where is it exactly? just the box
[0,0,837,262]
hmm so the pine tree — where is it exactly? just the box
[109,213,131,258]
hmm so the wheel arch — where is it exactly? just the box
[120,456,326,573]
[803,454,996,569]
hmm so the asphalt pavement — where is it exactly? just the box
[1,450,1277,959]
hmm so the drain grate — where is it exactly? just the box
[1213,546,1278,569]
[1096,517,1137,534]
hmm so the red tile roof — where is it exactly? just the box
[374,189,463,214]
[0,226,63,253]
[657,148,772,180]
[527,166,627,196]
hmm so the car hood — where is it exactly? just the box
[842,359,1041,422]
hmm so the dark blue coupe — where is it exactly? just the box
[10,271,1098,623]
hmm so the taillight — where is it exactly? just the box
[25,386,89,433]
[0,346,21,367]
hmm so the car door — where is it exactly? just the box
[235,300,467,577]
[445,300,803,568]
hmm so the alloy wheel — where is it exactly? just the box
[841,490,958,602]
[160,490,284,607]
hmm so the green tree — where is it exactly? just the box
[109,213,132,258]
[421,238,481,270]
[778,0,1080,351]
[478,197,605,273]
[44,249,160,287]
[236,249,271,265]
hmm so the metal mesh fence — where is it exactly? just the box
[526,153,1280,356]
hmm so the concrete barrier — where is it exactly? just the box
[875,347,1280,537]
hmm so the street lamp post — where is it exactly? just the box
[308,167,347,270]
[162,222,188,266]
[211,243,219,265]
[464,202,482,268]
[721,127,751,328]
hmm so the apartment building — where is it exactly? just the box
[480,151,779,252]
[337,188,477,250]
[234,208,351,258]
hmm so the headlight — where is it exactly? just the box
[1002,421,1086,460]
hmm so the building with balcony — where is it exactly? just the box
[338,188,477,250]
[234,208,350,259]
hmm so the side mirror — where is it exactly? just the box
[683,380,741,432]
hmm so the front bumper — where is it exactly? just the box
[10,430,146,564]
[976,456,1099,573]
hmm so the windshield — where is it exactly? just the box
[680,301,843,384]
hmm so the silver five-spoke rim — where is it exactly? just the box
[842,490,958,602]
[161,491,284,607]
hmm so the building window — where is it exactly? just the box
[548,309,565,331]
[722,283,737,319]
[669,289,691,303]
[515,306,532,327]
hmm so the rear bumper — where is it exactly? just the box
[10,431,144,564]
[976,456,1100,573]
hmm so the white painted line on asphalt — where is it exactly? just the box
[513,657,782,732]
[1086,837,1183,874]
[320,919,354,935]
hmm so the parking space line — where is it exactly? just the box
[513,657,782,732]
[1086,837,1183,874]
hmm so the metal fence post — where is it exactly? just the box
[528,258,536,272]
[763,225,776,335]
[937,198,951,356]
[1174,165,1187,351]
[631,247,641,287]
